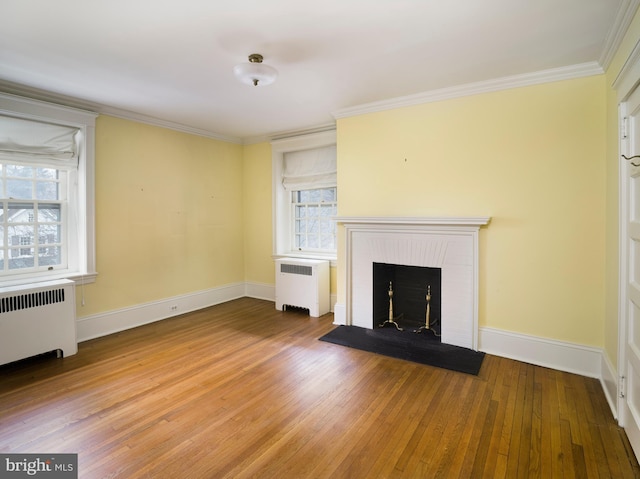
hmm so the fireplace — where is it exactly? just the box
[373,263,442,333]
[335,217,490,350]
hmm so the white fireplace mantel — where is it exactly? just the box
[335,216,491,228]
[335,216,491,350]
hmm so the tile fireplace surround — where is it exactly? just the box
[335,217,490,350]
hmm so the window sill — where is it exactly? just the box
[0,271,98,289]
[273,252,337,268]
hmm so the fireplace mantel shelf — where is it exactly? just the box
[335,216,491,227]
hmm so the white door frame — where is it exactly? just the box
[616,39,640,431]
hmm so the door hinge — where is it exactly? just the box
[621,375,626,398]
[622,117,629,140]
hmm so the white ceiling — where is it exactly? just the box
[0,0,632,142]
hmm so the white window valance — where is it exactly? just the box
[0,115,80,168]
[282,144,336,191]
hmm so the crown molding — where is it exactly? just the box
[599,0,640,70]
[332,62,604,120]
[612,36,640,99]
[0,92,98,125]
[0,80,243,145]
[96,106,242,144]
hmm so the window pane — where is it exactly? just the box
[8,225,34,240]
[8,203,34,223]
[319,220,332,234]
[39,246,61,266]
[309,189,322,202]
[322,188,336,201]
[36,168,57,179]
[38,204,61,222]
[321,234,334,249]
[6,165,33,178]
[36,181,58,200]
[38,224,61,244]
[308,217,319,233]
[9,254,34,270]
[320,204,333,217]
[7,179,33,199]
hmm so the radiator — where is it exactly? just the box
[0,279,77,365]
[275,258,330,317]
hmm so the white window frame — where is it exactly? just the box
[0,93,97,286]
[271,130,337,264]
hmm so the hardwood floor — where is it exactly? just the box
[0,297,638,478]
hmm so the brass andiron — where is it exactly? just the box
[415,285,439,335]
[379,281,403,331]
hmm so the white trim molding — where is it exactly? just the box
[78,282,337,342]
[77,283,246,341]
[245,281,276,303]
[600,0,640,70]
[0,80,242,144]
[333,63,603,120]
[479,327,603,378]
[479,326,619,418]
[601,352,620,419]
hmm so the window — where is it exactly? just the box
[292,187,337,251]
[0,94,97,285]
[271,130,337,261]
[3,166,65,272]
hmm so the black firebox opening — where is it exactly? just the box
[373,263,442,335]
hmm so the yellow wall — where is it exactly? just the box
[337,76,607,346]
[77,115,244,316]
[242,142,274,285]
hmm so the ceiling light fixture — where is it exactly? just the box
[233,53,278,87]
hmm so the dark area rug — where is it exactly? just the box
[319,325,485,375]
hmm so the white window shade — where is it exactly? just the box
[282,144,336,191]
[0,115,80,168]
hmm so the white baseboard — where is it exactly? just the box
[78,283,339,342]
[244,281,275,302]
[479,327,619,420]
[76,283,245,342]
[478,326,603,378]
[601,353,619,420]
